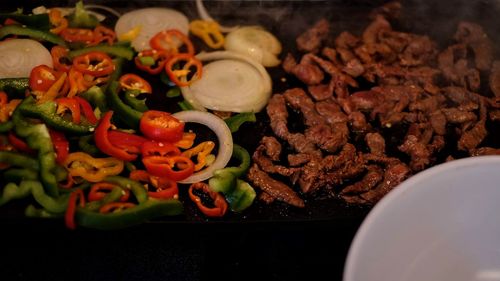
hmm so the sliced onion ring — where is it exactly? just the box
[196,0,238,33]
[0,39,53,79]
[180,51,272,113]
[172,111,233,184]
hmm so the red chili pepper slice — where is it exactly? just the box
[29,65,62,92]
[99,202,136,214]
[188,182,228,217]
[8,131,36,155]
[88,182,130,202]
[134,49,169,75]
[149,29,195,55]
[51,46,72,72]
[74,96,98,125]
[107,130,148,155]
[119,74,152,94]
[65,189,85,230]
[94,111,138,161]
[141,140,181,157]
[139,110,184,143]
[56,97,81,124]
[49,129,70,165]
[130,170,179,199]
[91,25,116,46]
[142,155,194,181]
[165,53,203,87]
[73,51,115,77]
[60,28,95,43]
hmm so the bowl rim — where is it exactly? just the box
[343,155,500,281]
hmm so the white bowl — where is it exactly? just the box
[344,156,500,281]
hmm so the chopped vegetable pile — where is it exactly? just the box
[0,1,281,229]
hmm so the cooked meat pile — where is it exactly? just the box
[247,2,500,206]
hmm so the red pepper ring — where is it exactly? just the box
[119,73,152,94]
[88,182,130,202]
[7,131,36,155]
[149,29,195,56]
[65,189,86,230]
[134,49,169,75]
[141,140,181,157]
[73,51,115,77]
[74,96,98,125]
[60,28,95,43]
[139,110,185,143]
[107,130,148,155]
[99,202,136,214]
[55,97,81,124]
[165,53,203,87]
[48,129,70,165]
[94,111,138,162]
[129,170,179,200]
[51,46,72,72]
[142,155,194,182]
[188,182,228,218]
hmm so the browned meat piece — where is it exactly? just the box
[458,102,479,112]
[438,44,466,83]
[315,100,348,124]
[348,111,371,132]
[369,1,402,20]
[343,59,365,77]
[319,160,366,190]
[349,90,381,111]
[363,15,391,44]
[259,192,275,204]
[430,110,447,135]
[309,54,359,87]
[282,53,297,73]
[306,123,348,153]
[341,165,384,195]
[288,153,311,167]
[455,21,493,71]
[298,157,323,193]
[428,135,446,154]
[260,136,281,161]
[489,61,500,97]
[378,30,410,53]
[442,86,478,105]
[398,134,431,171]
[442,108,477,124]
[321,47,341,65]
[308,81,334,101]
[247,164,305,208]
[458,121,487,151]
[399,35,437,66]
[358,162,410,203]
[283,88,324,126]
[335,31,360,49]
[489,110,500,121]
[409,96,445,113]
[364,153,401,166]
[296,19,330,53]
[365,133,386,155]
[253,143,299,177]
[287,133,319,155]
[292,54,325,85]
[322,143,357,171]
[267,94,289,139]
[471,147,500,156]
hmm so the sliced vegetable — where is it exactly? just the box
[181,51,272,112]
[129,170,179,200]
[72,51,115,77]
[142,155,194,181]
[0,39,53,79]
[63,152,124,182]
[165,53,203,87]
[0,25,66,46]
[135,49,169,75]
[189,20,225,49]
[150,29,194,55]
[224,112,257,133]
[195,0,238,33]
[189,182,228,217]
[94,111,137,161]
[68,44,134,60]
[114,8,189,51]
[67,1,100,29]
[172,110,233,184]
[119,74,152,94]
[224,26,282,67]
[140,110,184,143]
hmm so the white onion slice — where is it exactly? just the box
[115,8,189,51]
[180,51,272,112]
[0,39,53,79]
[172,111,233,184]
[224,26,282,67]
[195,0,238,33]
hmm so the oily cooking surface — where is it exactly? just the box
[1,0,500,223]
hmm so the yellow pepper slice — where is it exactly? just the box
[189,20,225,49]
[182,141,215,171]
[63,152,124,182]
[175,132,196,149]
[49,8,68,35]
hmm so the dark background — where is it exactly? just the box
[2,0,500,280]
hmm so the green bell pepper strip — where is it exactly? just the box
[0,13,50,30]
[67,1,99,29]
[78,134,100,156]
[80,86,108,112]
[107,81,143,129]
[101,58,124,94]
[224,112,257,133]
[68,44,135,60]
[166,87,181,98]
[12,104,60,197]
[0,151,39,171]
[123,90,148,112]
[84,185,125,212]
[18,96,95,135]
[103,176,149,204]
[178,100,194,111]
[208,144,255,212]
[25,204,62,218]
[75,199,183,230]
[3,168,39,182]
[0,25,66,46]
[0,78,29,97]
[0,180,68,212]
[0,121,13,133]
